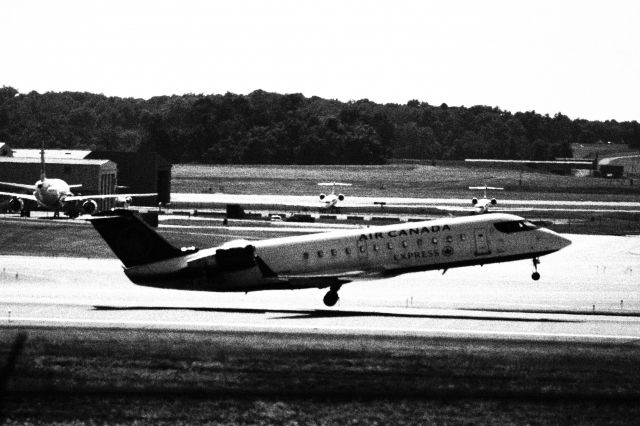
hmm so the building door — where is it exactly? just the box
[474,228,490,255]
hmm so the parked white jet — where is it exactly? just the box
[0,147,156,217]
[89,210,571,306]
[469,185,504,214]
[318,182,351,209]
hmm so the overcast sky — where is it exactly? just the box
[2,0,638,121]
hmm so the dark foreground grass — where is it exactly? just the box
[1,327,639,424]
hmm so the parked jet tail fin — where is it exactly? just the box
[89,210,185,268]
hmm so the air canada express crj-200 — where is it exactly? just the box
[90,211,571,306]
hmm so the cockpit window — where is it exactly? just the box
[493,220,539,233]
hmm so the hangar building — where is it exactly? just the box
[0,143,171,208]
[86,151,171,205]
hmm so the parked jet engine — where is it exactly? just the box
[82,199,98,214]
[8,197,24,212]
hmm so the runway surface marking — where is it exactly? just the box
[6,315,640,342]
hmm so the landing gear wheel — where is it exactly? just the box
[323,290,339,307]
[531,257,541,281]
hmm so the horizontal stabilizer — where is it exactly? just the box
[318,182,352,186]
[469,186,504,190]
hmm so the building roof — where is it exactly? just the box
[0,157,113,166]
[87,151,172,168]
[11,149,92,160]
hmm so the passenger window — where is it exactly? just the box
[303,252,309,260]
[417,239,423,246]
[446,235,453,243]
[317,250,324,258]
[432,238,438,245]
[373,244,379,251]
[460,234,467,241]
[402,241,408,248]
[387,242,393,249]
[331,249,337,256]
[359,246,366,253]
[345,247,352,255]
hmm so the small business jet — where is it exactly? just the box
[0,147,155,217]
[469,185,504,214]
[318,182,351,209]
[90,210,571,306]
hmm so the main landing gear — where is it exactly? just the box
[531,257,541,281]
[323,285,341,307]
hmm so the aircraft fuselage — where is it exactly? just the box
[123,213,570,293]
[33,178,73,209]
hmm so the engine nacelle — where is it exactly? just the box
[471,198,478,206]
[491,198,497,205]
[82,199,98,214]
[319,193,326,200]
[8,197,24,212]
[338,194,345,201]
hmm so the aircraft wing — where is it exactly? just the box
[281,270,368,280]
[252,255,371,287]
[0,191,37,201]
[64,193,157,201]
[0,181,34,191]
[277,270,372,288]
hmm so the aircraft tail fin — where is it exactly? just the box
[89,210,185,268]
[40,143,46,180]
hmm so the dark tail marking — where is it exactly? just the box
[90,210,183,267]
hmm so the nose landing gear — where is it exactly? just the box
[531,257,541,281]
[323,285,341,307]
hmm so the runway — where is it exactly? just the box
[1,233,639,342]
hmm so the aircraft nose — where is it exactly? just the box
[552,232,572,251]
[538,228,571,252]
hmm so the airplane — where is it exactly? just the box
[0,146,156,217]
[89,210,571,307]
[469,185,504,214]
[318,182,351,209]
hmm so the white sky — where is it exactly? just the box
[2,0,639,121]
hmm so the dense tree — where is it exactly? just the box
[0,85,638,164]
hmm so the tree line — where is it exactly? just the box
[1,86,638,164]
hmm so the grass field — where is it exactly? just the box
[172,162,640,202]
[2,327,639,425]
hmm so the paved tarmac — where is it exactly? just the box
[1,233,639,342]
[171,192,640,212]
